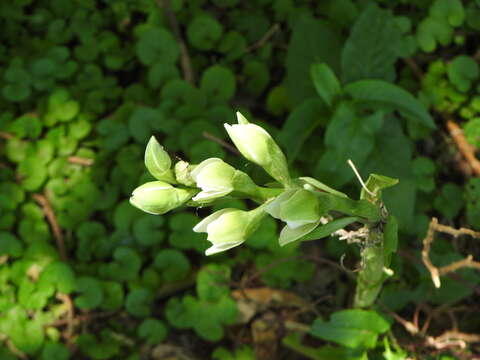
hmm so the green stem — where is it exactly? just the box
[353,227,385,308]
[256,186,284,201]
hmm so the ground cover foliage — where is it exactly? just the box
[0,0,480,359]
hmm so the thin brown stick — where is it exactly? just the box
[68,156,94,166]
[426,331,480,350]
[57,293,75,345]
[203,131,240,155]
[446,119,480,176]
[0,131,14,140]
[245,24,280,53]
[157,0,194,84]
[422,217,480,288]
[32,193,68,262]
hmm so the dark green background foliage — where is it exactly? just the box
[0,0,479,359]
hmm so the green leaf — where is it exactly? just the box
[37,261,76,294]
[447,55,479,92]
[286,14,342,104]
[361,174,399,203]
[100,281,124,311]
[344,79,435,129]
[125,288,153,318]
[136,27,179,66]
[137,318,168,344]
[302,217,361,241]
[187,15,223,50]
[434,183,464,219]
[0,232,23,258]
[200,65,236,102]
[133,215,165,246]
[430,0,465,26]
[416,17,453,52]
[316,104,382,186]
[310,63,341,107]
[41,342,70,360]
[18,157,48,191]
[196,264,231,302]
[100,247,142,282]
[153,249,191,282]
[279,98,328,162]
[341,4,403,83]
[310,309,390,349]
[75,276,104,309]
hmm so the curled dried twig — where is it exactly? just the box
[422,217,480,288]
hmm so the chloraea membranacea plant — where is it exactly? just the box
[130,111,399,307]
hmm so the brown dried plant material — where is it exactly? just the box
[445,119,480,176]
[422,217,480,288]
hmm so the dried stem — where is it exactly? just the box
[0,131,14,140]
[446,119,480,176]
[202,131,240,155]
[422,217,480,288]
[157,0,194,84]
[32,193,68,262]
[245,24,280,53]
[68,156,94,166]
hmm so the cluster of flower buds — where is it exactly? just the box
[130,112,325,255]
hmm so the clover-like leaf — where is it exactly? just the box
[447,55,479,92]
[187,15,223,50]
[136,27,179,66]
[74,276,104,309]
[153,249,191,283]
[137,318,168,345]
[200,65,236,102]
[0,232,23,258]
[125,288,153,318]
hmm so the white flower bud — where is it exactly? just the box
[129,181,196,215]
[193,206,266,255]
[224,112,291,186]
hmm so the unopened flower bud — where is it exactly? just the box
[193,205,266,255]
[144,136,176,183]
[224,112,291,186]
[129,181,196,215]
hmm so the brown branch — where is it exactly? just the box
[32,193,68,262]
[202,131,240,155]
[426,331,480,350]
[157,0,194,84]
[68,156,94,166]
[57,293,75,346]
[422,217,480,288]
[446,119,480,176]
[0,131,14,140]
[245,24,280,53]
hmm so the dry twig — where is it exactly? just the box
[32,193,68,262]
[157,0,194,84]
[245,24,280,53]
[68,156,94,166]
[202,131,240,155]
[0,131,14,140]
[422,217,480,288]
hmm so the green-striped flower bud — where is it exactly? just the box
[129,181,196,215]
[190,158,261,202]
[193,205,266,255]
[224,112,291,186]
[144,136,176,183]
